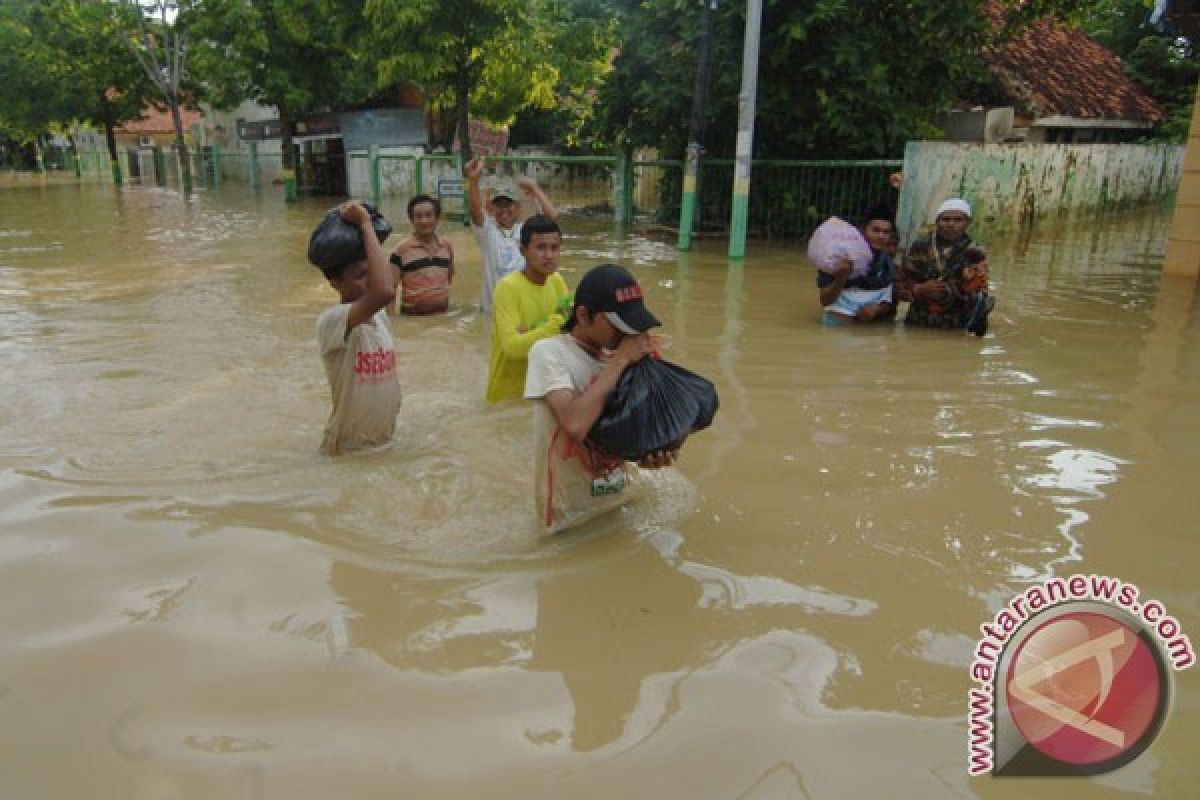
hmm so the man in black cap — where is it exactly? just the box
[524,264,679,535]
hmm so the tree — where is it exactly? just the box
[1071,0,1199,142]
[189,0,378,177]
[0,0,70,170]
[30,0,155,183]
[508,0,619,150]
[366,0,613,161]
[125,0,198,192]
[594,0,995,159]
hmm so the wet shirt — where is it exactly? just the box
[488,270,569,403]
[901,233,979,328]
[316,305,403,455]
[815,249,896,291]
[473,214,524,315]
[392,235,454,315]
[525,335,637,535]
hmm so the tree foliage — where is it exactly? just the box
[190,0,378,170]
[367,0,613,158]
[124,0,200,190]
[1071,0,1198,142]
[0,0,151,157]
[0,1,64,145]
[593,0,995,159]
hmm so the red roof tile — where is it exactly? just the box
[988,17,1164,124]
[117,105,204,135]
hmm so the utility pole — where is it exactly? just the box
[1164,79,1200,278]
[678,0,719,251]
[728,0,762,259]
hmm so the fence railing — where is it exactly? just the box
[7,147,903,243]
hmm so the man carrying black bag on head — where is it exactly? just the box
[309,201,401,456]
[525,264,679,535]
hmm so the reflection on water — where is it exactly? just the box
[0,184,1198,797]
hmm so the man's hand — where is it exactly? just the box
[856,304,882,322]
[832,259,853,280]
[463,157,484,181]
[338,200,371,227]
[638,448,679,469]
[611,332,655,366]
[915,280,950,302]
[516,176,537,195]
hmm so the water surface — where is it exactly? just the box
[0,182,1197,798]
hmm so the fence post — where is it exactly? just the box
[249,142,260,189]
[414,155,424,198]
[728,0,763,259]
[284,169,297,202]
[678,144,701,250]
[153,147,166,185]
[211,143,221,188]
[459,153,470,226]
[370,145,381,207]
[614,149,633,225]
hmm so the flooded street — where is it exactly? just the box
[1,182,1197,798]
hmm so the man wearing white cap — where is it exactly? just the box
[898,197,994,336]
[464,156,559,315]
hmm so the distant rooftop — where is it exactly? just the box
[117,105,204,135]
[987,14,1164,125]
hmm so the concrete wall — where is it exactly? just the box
[201,101,284,183]
[896,141,1184,243]
[345,147,449,198]
[1164,94,1200,277]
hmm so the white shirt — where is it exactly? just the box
[473,214,524,314]
[315,305,403,455]
[525,335,636,534]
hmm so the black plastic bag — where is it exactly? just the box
[307,203,393,270]
[587,357,719,461]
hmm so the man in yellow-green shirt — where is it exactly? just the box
[486,215,571,402]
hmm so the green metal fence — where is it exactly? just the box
[1,150,111,181]
[6,144,902,244]
[632,158,683,223]
[628,157,900,242]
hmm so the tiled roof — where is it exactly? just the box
[988,16,1164,124]
[116,105,204,135]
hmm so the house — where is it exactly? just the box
[945,15,1165,144]
[200,84,430,195]
[114,104,205,152]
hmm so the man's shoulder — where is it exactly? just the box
[530,333,571,360]
[315,302,351,351]
[395,235,425,253]
[317,302,349,325]
[495,269,526,293]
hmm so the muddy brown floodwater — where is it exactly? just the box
[0,182,1197,798]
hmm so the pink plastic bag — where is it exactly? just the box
[807,216,872,278]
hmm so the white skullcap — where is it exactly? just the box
[936,198,972,219]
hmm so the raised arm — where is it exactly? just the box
[464,156,485,227]
[517,176,558,222]
[344,202,395,332]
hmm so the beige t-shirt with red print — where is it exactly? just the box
[525,334,638,535]
[316,304,403,455]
